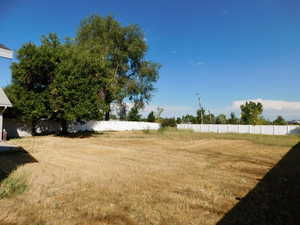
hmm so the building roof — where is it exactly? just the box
[0,44,11,51]
[0,44,13,59]
[0,88,12,107]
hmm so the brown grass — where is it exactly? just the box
[0,130,298,225]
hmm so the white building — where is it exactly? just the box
[0,44,13,141]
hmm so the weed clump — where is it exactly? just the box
[0,172,28,199]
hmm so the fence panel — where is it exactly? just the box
[177,124,300,135]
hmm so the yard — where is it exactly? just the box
[0,129,299,225]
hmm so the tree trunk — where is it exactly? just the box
[60,119,68,135]
[104,90,112,121]
[105,111,110,121]
[31,120,37,136]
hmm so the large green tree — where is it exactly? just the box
[76,15,160,120]
[5,34,61,133]
[7,34,105,134]
[49,44,105,133]
[6,15,160,134]
[240,101,263,125]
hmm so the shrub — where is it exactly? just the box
[147,111,156,122]
[160,118,177,128]
[142,128,150,134]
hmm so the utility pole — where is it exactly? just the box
[208,110,212,124]
[196,93,204,124]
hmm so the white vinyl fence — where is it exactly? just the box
[177,124,300,135]
[69,120,160,133]
[4,119,160,138]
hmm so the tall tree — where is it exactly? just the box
[49,45,105,133]
[76,15,160,120]
[240,101,263,125]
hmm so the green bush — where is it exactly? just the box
[160,118,177,128]
[147,111,156,122]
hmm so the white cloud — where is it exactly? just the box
[196,61,205,65]
[231,99,300,120]
[190,60,206,66]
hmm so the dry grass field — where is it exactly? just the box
[0,129,299,225]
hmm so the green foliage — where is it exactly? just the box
[181,114,197,124]
[127,107,141,121]
[142,128,150,134]
[0,172,28,199]
[7,34,106,134]
[160,118,177,128]
[76,15,160,120]
[176,117,182,124]
[6,15,160,133]
[240,101,263,125]
[147,111,156,122]
[6,34,61,133]
[216,114,227,124]
[196,108,205,123]
[228,112,239,124]
[117,101,127,120]
[273,116,287,125]
[49,44,105,133]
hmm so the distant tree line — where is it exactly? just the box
[105,101,288,127]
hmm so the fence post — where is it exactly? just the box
[273,125,275,135]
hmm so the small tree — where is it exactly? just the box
[196,108,205,124]
[240,101,263,125]
[147,111,155,122]
[181,114,197,124]
[118,101,127,121]
[216,114,227,124]
[273,116,287,125]
[127,106,141,121]
[161,118,177,128]
[154,107,164,121]
[228,112,239,124]
[176,117,182,124]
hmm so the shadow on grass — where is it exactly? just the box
[55,131,105,139]
[0,147,38,183]
[216,142,300,225]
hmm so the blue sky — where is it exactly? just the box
[1,0,300,119]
